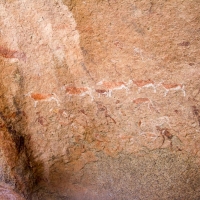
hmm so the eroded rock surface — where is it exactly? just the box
[0,0,199,199]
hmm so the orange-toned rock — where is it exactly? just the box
[81,151,98,164]
[0,0,199,199]
[71,160,85,172]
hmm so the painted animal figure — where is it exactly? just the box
[27,92,60,107]
[161,83,185,96]
[65,86,93,100]
[133,98,153,109]
[132,80,156,93]
[96,81,129,97]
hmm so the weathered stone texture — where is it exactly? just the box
[0,0,199,199]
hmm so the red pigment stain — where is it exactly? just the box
[99,81,125,89]
[0,46,26,61]
[178,41,190,46]
[113,41,123,49]
[0,46,17,58]
[133,80,154,87]
[55,23,70,30]
[80,26,94,34]
[66,87,88,95]
[31,93,52,100]
[133,98,149,104]
[95,89,108,94]
[162,83,181,89]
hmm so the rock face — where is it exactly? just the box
[0,0,200,199]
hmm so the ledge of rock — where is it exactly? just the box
[0,0,199,199]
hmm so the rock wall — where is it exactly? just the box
[0,0,199,199]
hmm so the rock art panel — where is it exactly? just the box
[0,0,199,199]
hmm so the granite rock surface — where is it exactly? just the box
[0,0,199,199]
